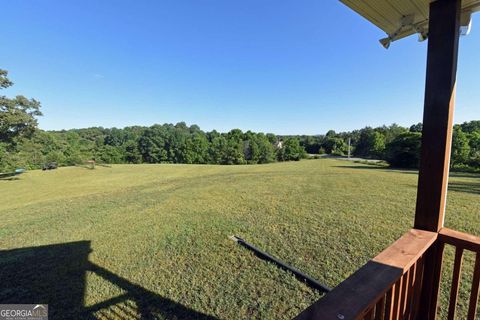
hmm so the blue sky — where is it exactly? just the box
[1,1,479,135]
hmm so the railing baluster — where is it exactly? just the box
[393,277,403,320]
[385,287,395,320]
[412,256,425,319]
[399,271,409,318]
[364,307,375,320]
[467,252,480,320]
[447,247,464,320]
[405,263,416,320]
[374,295,385,320]
[426,242,445,319]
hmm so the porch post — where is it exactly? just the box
[415,0,461,319]
[414,0,461,232]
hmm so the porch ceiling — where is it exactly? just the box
[340,0,480,41]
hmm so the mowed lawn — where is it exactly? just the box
[1,159,479,319]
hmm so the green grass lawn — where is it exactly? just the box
[1,159,479,319]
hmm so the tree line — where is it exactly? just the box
[295,121,480,171]
[0,124,308,171]
[1,69,479,172]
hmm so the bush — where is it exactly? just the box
[277,138,306,161]
[385,132,421,168]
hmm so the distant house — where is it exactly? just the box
[274,140,283,149]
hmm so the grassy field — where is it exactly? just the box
[1,159,479,319]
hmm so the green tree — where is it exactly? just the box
[278,137,306,161]
[0,142,16,172]
[467,131,480,168]
[124,140,142,163]
[385,132,421,168]
[354,128,386,158]
[324,137,347,155]
[190,131,209,163]
[382,124,408,144]
[0,70,42,147]
[208,133,227,164]
[409,123,423,133]
[138,125,169,163]
[451,127,470,167]
[460,120,480,134]
[256,133,275,164]
[223,135,245,164]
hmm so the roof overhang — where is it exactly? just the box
[340,0,480,47]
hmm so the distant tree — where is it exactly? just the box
[371,132,386,157]
[256,133,276,163]
[468,131,480,168]
[63,150,84,166]
[385,132,421,168]
[243,132,275,164]
[243,131,259,164]
[409,123,423,133]
[278,137,306,161]
[0,70,43,147]
[104,128,126,147]
[138,125,169,163]
[208,134,226,164]
[324,137,347,155]
[189,131,209,163]
[0,142,12,172]
[223,134,245,164]
[451,127,470,167]
[227,129,244,142]
[460,120,480,134]
[301,135,321,154]
[45,150,66,165]
[94,145,123,164]
[124,140,142,163]
[354,128,385,158]
[325,130,336,138]
[380,123,408,144]
[11,138,43,169]
[266,133,277,144]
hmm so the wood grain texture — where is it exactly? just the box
[414,0,461,232]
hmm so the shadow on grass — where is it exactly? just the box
[0,176,20,181]
[448,181,480,195]
[334,165,480,179]
[0,241,217,320]
[333,165,418,175]
[335,165,480,195]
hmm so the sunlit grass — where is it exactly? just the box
[0,159,478,319]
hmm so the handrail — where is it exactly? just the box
[438,227,480,252]
[295,229,437,320]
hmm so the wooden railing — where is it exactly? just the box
[295,228,480,320]
[437,228,480,320]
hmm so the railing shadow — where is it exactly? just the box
[334,165,480,180]
[448,181,480,195]
[0,241,217,320]
[332,165,418,174]
[0,176,20,181]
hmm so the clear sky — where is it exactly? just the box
[1,1,478,135]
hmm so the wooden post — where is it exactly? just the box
[414,0,461,232]
[415,0,461,319]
